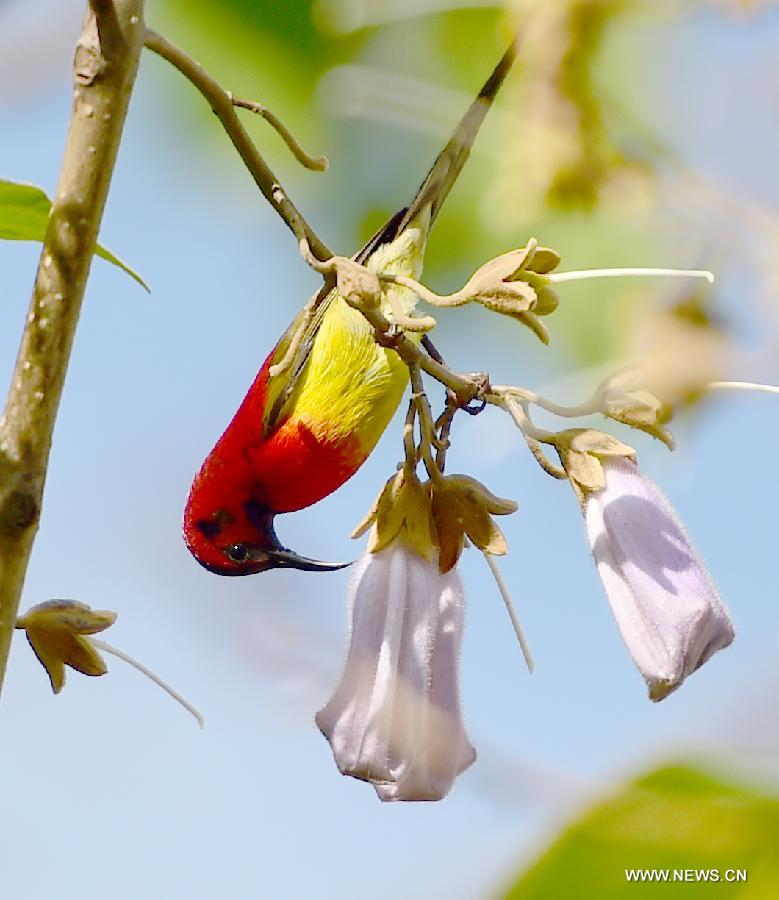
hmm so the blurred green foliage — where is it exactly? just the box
[503,764,779,899]
[216,0,324,54]
[549,0,637,209]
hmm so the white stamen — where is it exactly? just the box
[90,638,205,729]
[548,267,714,285]
[708,380,779,396]
[482,553,534,674]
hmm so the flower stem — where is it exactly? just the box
[492,384,601,419]
[493,392,568,480]
[409,366,445,481]
[402,399,418,469]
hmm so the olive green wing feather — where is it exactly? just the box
[260,39,516,438]
[261,209,410,438]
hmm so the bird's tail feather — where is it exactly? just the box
[358,38,518,262]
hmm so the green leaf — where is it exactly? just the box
[0,179,149,291]
[93,243,149,293]
[503,763,779,899]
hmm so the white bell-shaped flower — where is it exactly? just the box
[316,541,476,801]
[583,458,734,700]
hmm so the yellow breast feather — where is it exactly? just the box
[294,223,429,451]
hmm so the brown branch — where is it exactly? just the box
[0,0,146,697]
[230,96,328,172]
[143,28,333,262]
[434,403,457,472]
[88,0,125,54]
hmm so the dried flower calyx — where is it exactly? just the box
[431,475,517,573]
[554,428,636,497]
[354,470,517,574]
[352,467,435,561]
[457,238,561,343]
[16,600,117,693]
[596,374,674,449]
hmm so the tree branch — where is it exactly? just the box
[88,0,125,54]
[229,95,328,172]
[0,0,146,697]
[143,28,333,262]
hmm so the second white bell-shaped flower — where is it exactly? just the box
[583,457,734,700]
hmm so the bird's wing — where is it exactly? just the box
[261,208,411,437]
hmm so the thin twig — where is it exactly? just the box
[379,271,470,308]
[402,399,418,470]
[230,95,328,172]
[385,290,436,332]
[492,384,601,419]
[0,0,146,697]
[421,334,447,365]
[496,393,557,444]
[409,366,444,480]
[496,393,568,479]
[88,0,125,54]
[143,28,332,262]
[435,403,457,472]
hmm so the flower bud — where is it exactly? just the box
[596,374,675,448]
[430,474,516,572]
[456,240,562,337]
[555,428,636,496]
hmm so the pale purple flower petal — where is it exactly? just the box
[583,457,734,701]
[316,542,476,801]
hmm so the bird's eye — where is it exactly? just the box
[225,543,249,563]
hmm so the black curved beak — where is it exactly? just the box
[265,548,351,573]
[239,502,352,574]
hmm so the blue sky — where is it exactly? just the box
[1,2,779,898]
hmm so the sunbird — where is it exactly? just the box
[184,43,517,575]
